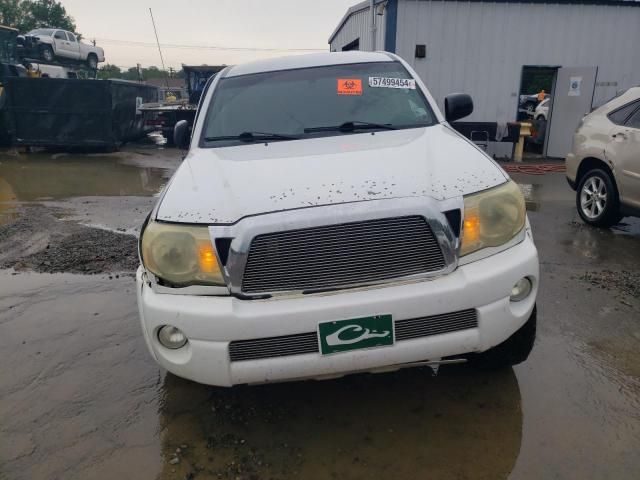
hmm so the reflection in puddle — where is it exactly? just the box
[148,131,168,146]
[561,220,640,262]
[517,183,542,212]
[611,221,640,237]
[0,176,19,225]
[157,367,522,480]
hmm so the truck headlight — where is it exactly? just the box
[141,221,225,286]
[460,181,525,256]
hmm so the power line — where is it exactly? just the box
[94,37,326,52]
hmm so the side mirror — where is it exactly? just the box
[173,120,190,150]
[444,93,473,122]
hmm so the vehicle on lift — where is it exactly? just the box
[566,87,640,226]
[140,65,225,144]
[17,28,104,69]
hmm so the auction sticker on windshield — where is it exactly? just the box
[369,77,416,89]
[337,78,363,95]
[318,315,394,355]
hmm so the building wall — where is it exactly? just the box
[330,5,386,52]
[394,0,640,123]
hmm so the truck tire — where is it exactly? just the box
[469,306,537,369]
[41,45,54,62]
[87,53,98,70]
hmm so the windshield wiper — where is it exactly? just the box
[204,131,301,143]
[304,121,397,133]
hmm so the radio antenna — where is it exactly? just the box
[149,8,170,89]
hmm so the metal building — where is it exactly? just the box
[329,0,640,158]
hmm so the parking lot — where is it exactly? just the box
[0,147,638,480]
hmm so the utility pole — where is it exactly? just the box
[369,0,376,51]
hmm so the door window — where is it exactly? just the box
[66,32,76,42]
[54,31,66,40]
[626,108,640,129]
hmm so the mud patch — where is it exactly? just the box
[577,269,640,299]
[0,205,138,274]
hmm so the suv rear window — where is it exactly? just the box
[201,61,437,147]
[608,100,640,125]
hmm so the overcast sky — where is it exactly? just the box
[61,0,357,69]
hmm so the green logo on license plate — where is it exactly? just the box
[318,315,394,355]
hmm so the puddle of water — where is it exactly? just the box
[154,366,521,480]
[0,177,19,225]
[0,152,171,203]
[0,149,178,228]
[611,220,640,237]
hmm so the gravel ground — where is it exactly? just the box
[579,269,640,299]
[0,205,138,274]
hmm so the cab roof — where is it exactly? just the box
[225,51,394,78]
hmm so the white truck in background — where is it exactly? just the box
[21,28,105,69]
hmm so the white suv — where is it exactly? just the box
[137,52,538,386]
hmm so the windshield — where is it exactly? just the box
[201,61,437,147]
[29,29,55,36]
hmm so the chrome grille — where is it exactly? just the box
[395,309,478,341]
[241,216,445,294]
[228,309,478,362]
[229,332,318,362]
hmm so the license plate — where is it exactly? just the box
[318,315,394,355]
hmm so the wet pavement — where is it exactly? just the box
[0,150,639,479]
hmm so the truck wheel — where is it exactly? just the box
[576,168,622,227]
[41,45,54,62]
[469,306,537,369]
[87,53,98,70]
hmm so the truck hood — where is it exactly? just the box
[156,124,508,224]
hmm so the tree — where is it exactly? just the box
[0,0,77,35]
[96,64,175,82]
[97,63,121,80]
[25,0,76,32]
[0,0,22,29]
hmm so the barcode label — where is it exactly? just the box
[368,77,416,89]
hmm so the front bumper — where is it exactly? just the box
[137,232,538,386]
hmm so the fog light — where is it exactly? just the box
[510,277,532,302]
[157,325,188,349]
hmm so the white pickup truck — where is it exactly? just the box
[137,51,539,387]
[25,28,105,69]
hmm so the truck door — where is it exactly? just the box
[546,66,598,158]
[53,30,73,58]
[607,104,640,209]
[65,32,81,60]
